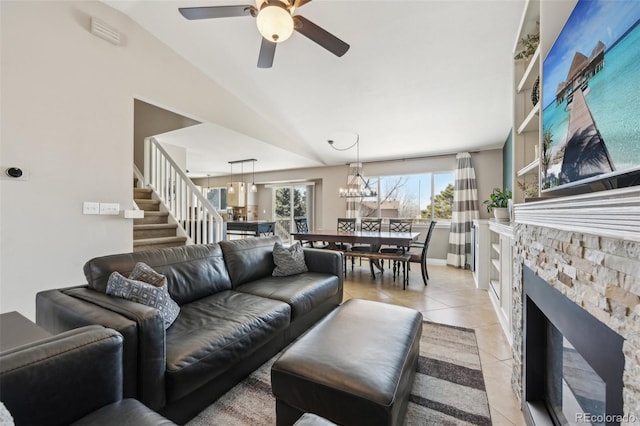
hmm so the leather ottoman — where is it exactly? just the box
[271,298,423,426]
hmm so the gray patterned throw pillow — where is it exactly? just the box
[129,262,167,287]
[272,241,308,276]
[106,271,180,329]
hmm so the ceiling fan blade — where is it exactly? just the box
[293,15,349,57]
[293,0,313,8]
[179,6,253,20]
[257,38,277,68]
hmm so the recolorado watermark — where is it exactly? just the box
[576,413,638,423]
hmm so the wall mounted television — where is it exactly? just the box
[541,0,640,196]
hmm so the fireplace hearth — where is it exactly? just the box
[523,266,624,425]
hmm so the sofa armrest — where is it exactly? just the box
[0,326,123,425]
[304,248,343,287]
[36,287,167,410]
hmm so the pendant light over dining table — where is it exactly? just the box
[328,134,377,198]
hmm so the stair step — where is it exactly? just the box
[134,211,168,225]
[134,188,153,200]
[135,199,160,211]
[133,236,187,252]
[134,224,178,239]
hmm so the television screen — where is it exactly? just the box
[542,0,640,194]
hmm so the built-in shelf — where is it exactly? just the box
[490,279,500,290]
[514,0,540,52]
[517,158,540,177]
[513,0,540,206]
[491,259,501,272]
[517,103,540,134]
[517,47,541,93]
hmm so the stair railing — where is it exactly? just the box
[144,137,223,244]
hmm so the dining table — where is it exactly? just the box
[291,229,420,250]
[291,229,420,279]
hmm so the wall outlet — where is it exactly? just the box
[99,203,120,215]
[83,202,100,215]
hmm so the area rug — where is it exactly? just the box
[186,321,492,426]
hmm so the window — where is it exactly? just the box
[357,172,454,223]
[272,184,314,241]
[205,187,227,210]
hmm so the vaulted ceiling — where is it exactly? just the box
[105,0,525,176]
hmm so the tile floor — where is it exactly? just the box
[341,262,526,426]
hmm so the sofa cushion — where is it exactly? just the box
[273,241,308,276]
[164,290,290,402]
[129,262,167,287]
[70,399,177,426]
[84,244,232,305]
[106,272,180,329]
[235,272,340,320]
[220,236,280,287]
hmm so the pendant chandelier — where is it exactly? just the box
[228,158,258,193]
[328,133,378,199]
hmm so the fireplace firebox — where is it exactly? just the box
[522,266,625,426]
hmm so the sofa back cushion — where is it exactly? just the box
[84,244,232,305]
[220,236,279,287]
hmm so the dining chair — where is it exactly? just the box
[335,218,356,273]
[337,218,356,232]
[380,218,414,272]
[388,218,413,233]
[408,220,437,286]
[351,218,382,269]
[294,218,327,249]
[335,218,356,249]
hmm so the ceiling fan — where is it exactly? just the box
[178,0,350,68]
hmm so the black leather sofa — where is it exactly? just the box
[36,236,343,424]
[0,325,176,426]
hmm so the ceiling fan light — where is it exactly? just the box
[256,4,293,43]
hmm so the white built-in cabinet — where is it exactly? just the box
[488,221,514,344]
[473,218,513,343]
[472,219,490,290]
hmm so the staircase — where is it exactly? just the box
[133,186,187,252]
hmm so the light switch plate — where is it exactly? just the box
[99,203,120,215]
[83,202,100,215]
[124,209,144,219]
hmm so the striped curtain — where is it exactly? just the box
[447,152,479,268]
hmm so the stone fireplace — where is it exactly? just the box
[511,187,640,425]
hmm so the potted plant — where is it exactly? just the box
[483,188,512,222]
[514,30,540,61]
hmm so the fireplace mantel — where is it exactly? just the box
[513,187,640,242]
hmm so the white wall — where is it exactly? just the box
[133,99,199,172]
[0,1,303,319]
[196,149,504,260]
